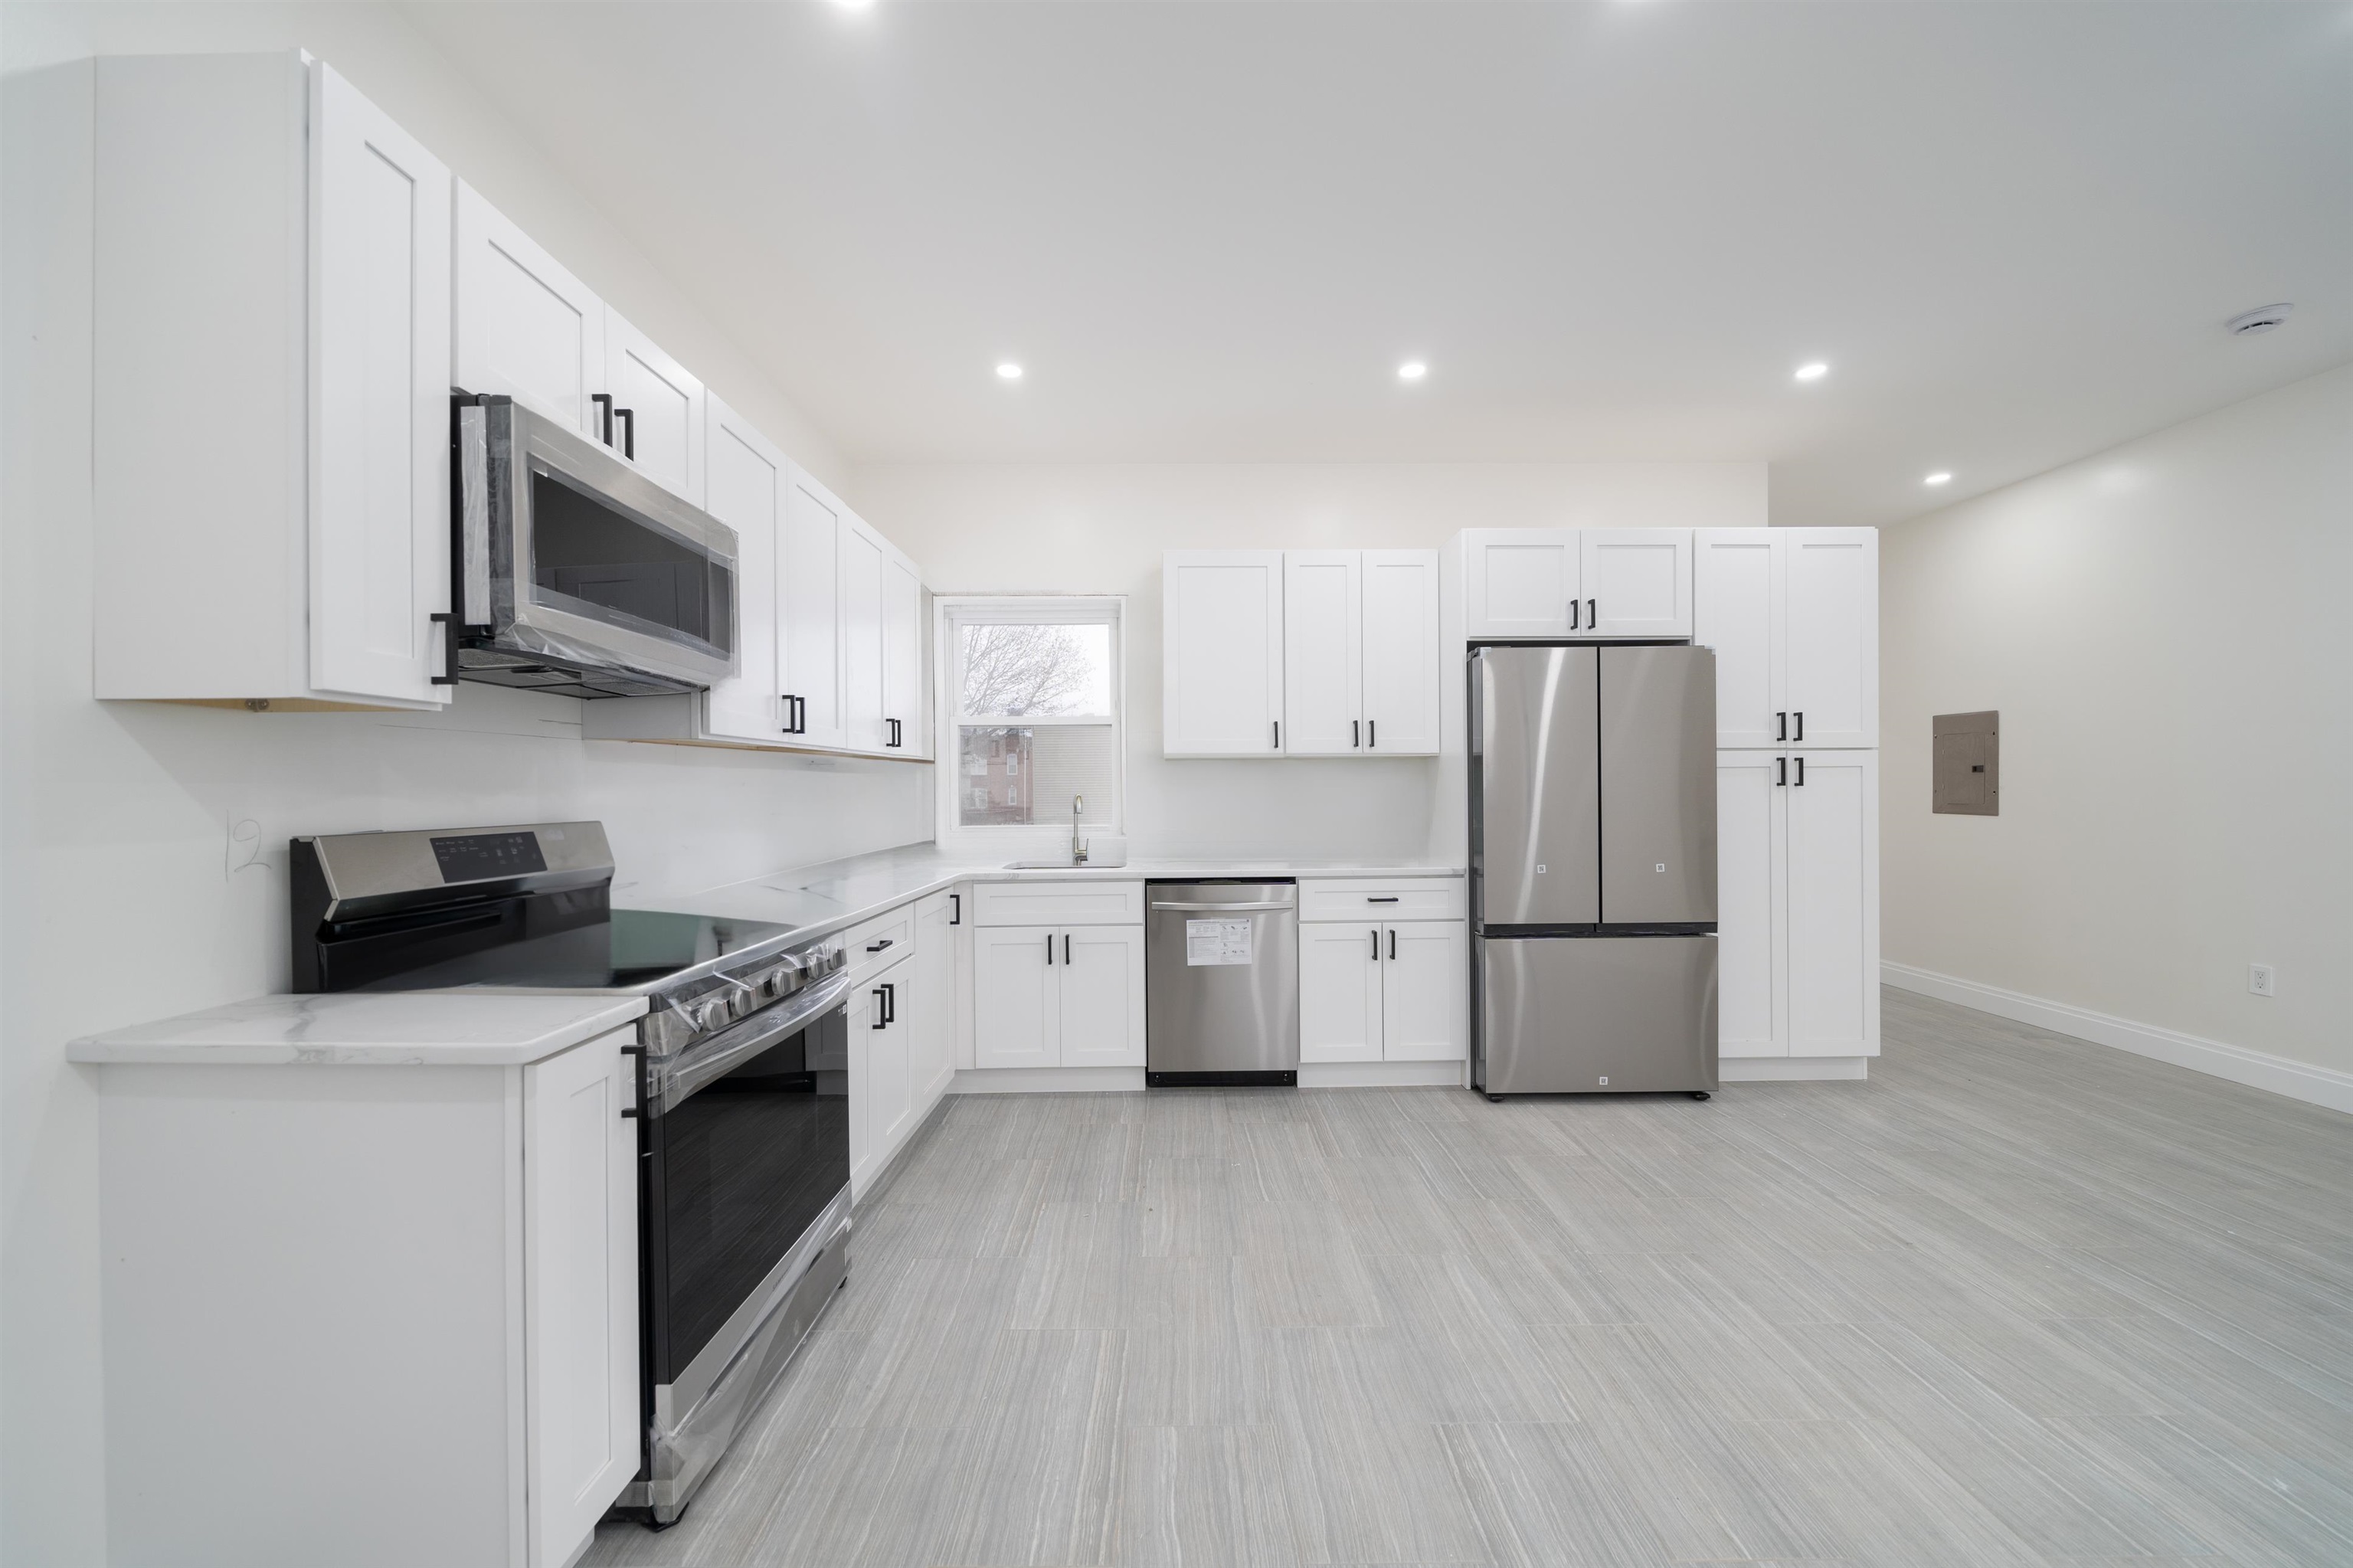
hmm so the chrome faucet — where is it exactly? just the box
[1071,795,1088,864]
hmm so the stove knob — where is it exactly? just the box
[695,998,730,1033]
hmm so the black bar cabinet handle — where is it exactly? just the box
[620,1043,646,1119]
[1794,755,1805,787]
[1063,933,1071,965]
[1353,719,1360,748]
[1794,711,1804,742]
[1775,712,1787,741]
[591,392,614,446]
[866,938,893,953]
[1273,721,1280,750]
[1371,928,1379,960]
[1046,932,1054,964]
[949,894,961,925]
[1368,719,1376,748]
[1388,928,1397,961]
[614,407,634,460]
[1775,756,1786,787]
[1587,597,1596,627]
[1367,895,1400,903]
[872,987,887,1029]
[430,611,460,686]
[1569,598,1579,630]
[885,983,896,1025]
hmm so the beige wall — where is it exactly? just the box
[854,461,1766,863]
[1881,364,2352,1079]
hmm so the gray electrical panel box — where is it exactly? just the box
[1933,711,1999,815]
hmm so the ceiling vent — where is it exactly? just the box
[2226,303,2294,336]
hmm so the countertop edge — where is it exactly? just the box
[67,994,650,1068]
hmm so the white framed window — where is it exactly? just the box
[935,596,1124,851]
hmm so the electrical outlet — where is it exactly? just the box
[2248,963,2276,998]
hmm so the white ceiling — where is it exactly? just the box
[404,1,2352,525]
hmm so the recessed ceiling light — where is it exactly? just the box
[995,362,1023,381]
[1924,471,1952,486]
[830,0,876,10]
[1397,361,1428,382]
[1793,362,1829,383]
[2226,303,2293,336]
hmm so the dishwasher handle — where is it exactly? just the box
[1148,900,1295,912]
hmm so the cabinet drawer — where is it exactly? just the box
[1300,878,1464,923]
[844,906,915,984]
[973,880,1144,928]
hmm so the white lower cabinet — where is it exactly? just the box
[1301,923,1385,1063]
[911,889,959,1103]
[522,1034,642,1564]
[971,922,1146,1069]
[90,1027,640,1568]
[1299,920,1466,1064]
[1715,748,1878,1059]
[853,958,914,1197]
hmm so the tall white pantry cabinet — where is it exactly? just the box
[1694,528,1880,1065]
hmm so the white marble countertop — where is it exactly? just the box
[647,843,1464,941]
[67,992,649,1068]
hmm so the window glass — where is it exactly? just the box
[958,624,1111,718]
[948,609,1121,833]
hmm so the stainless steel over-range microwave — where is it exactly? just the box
[448,394,739,699]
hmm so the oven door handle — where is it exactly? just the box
[650,966,857,1114]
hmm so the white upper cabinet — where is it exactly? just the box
[699,398,784,744]
[1461,529,1578,638]
[781,470,847,751]
[453,182,605,437]
[1695,527,1877,748]
[1784,530,1879,748]
[882,548,925,758]
[1170,548,1437,760]
[1462,529,1691,639]
[1693,531,1780,748]
[1360,549,1440,754]
[95,53,452,709]
[603,309,705,508]
[308,63,453,708]
[1164,552,1286,756]
[1282,552,1363,755]
[1581,529,1693,638]
[841,517,889,754]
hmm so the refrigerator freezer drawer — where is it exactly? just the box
[1475,935,1718,1095]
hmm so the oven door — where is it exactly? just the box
[640,997,849,1415]
[460,398,738,687]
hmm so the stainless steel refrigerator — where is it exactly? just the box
[1469,644,1720,1098]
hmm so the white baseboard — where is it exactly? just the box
[951,1066,1145,1095]
[1718,1057,1869,1082]
[1882,961,2353,1116]
[1300,1061,1466,1088]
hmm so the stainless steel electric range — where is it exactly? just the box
[289,820,852,1529]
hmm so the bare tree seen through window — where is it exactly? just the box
[958,624,1108,717]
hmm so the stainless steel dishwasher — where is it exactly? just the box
[1145,880,1300,1087]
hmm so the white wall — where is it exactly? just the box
[1881,364,2352,1085]
[0,28,927,1562]
[855,461,1765,863]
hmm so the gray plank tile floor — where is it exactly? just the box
[584,988,2353,1566]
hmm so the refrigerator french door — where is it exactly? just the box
[1469,644,1720,1098]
